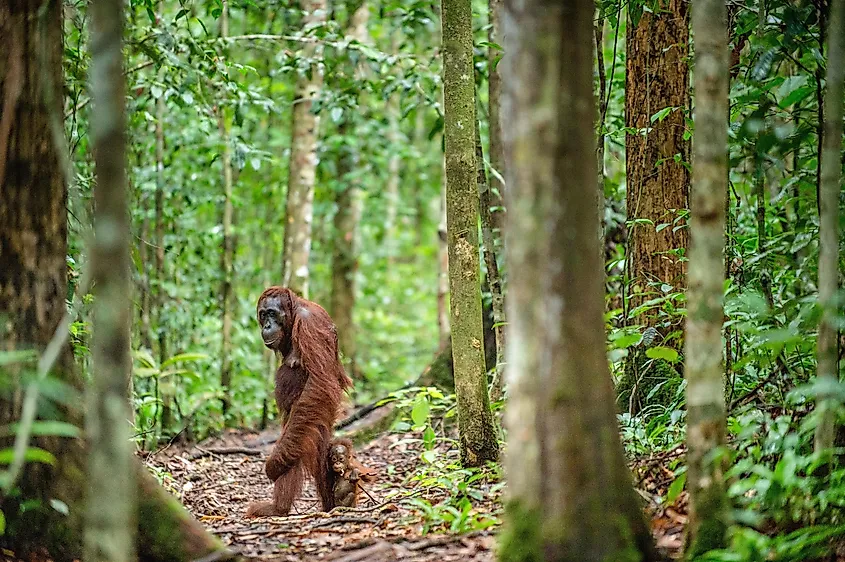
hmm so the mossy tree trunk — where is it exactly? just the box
[498,0,659,559]
[282,0,327,298]
[0,0,83,554]
[331,1,369,378]
[625,0,690,329]
[440,0,499,467]
[814,0,844,452]
[685,0,730,554]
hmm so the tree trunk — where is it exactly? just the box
[814,0,844,452]
[282,0,326,298]
[0,4,233,560]
[487,0,505,233]
[685,0,729,553]
[218,0,235,419]
[498,0,659,559]
[0,1,83,553]
[154,98,167,366]
[440,0,499,467]
[625,0,690,328]
[331,1,369,377]
[437,178,450,349]
[86,0,136,556]
[475,119,505,402]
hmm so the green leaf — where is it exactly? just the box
[0,421,81,438]
[160,353,207,370]
[778,85,813,109]
[151,84,163,100]
[611,333,642,349]
[0,509,5,535]
[411,396,430,427]
[650,106,675,123]
[0,447,57,466]
[666,472,686,504]
[645,346,679,363]
[421,450,437,464]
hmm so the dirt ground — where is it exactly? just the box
[144,422,687,561]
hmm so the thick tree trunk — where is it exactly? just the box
[499,0,659,559]
[440,0,499,467]
[625,0,690,328]
[685,0,729,554]
[331,2,369,377]
[282,0,327,298]
[0,4,233,560]
[0,1,83,554]
[814,0,844,452]
[218,0,235,419]
[86,0,136,558]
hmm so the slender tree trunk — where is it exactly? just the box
[437,177,450,349]
[487,0,505,233]
[475,120,505,402]
[685,0,729,553]
[282,0,326,298]
[154,84,171,432]
[814,0,844,452]
[384,43,402,270]
[139,184,153,351]
[154,97,167,365]
[218,0,235,419]
[441,0,499,466]
[595,16,606,235]
[86,0,136,557]
[499,0,659,559]
[625,0,690,328]
[331,1,369,377]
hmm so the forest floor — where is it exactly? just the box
[145,416,688,561]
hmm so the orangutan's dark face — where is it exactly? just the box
[330,444,350,474]
[257,295,287,350]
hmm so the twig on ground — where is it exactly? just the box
[311,516,377,529]
[189,447,263,460]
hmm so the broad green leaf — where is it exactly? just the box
[645,346,679,363]
[0,447,57,466]
[665,472,686,504]
[0,421,80,438]
[411,396,429,427]
[160,353,208,370]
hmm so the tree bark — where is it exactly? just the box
[814,0,844,452]
[0,1,83,553]
[625,0,690,328]
[0,4,234,560]
[475,119,505,402]
[487,0,505,233]
[85,0,136,557]
[282,0,327,298]
[440,0,499,467]
[499,0,659,559]
[685,0,729,553]
[218,0,235,419]
[331,1,369,377]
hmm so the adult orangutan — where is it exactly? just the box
[245,286,352,517]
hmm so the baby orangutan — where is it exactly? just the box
[329,438,375,508]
